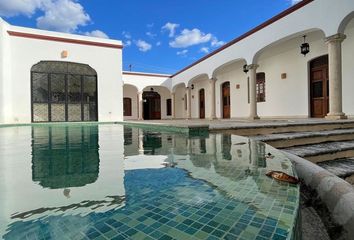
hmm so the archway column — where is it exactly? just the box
[325,33,347,120]
[186,87,192,119]
[138,91,143,120]
[210,78,217,120]
[171,92,176,118]
[248,64,260,120]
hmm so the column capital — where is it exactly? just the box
[210,77,217,81]
[325,33,346,44]
[247,64,259,70]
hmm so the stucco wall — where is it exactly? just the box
[190,79,211,119]
[2,25,122,124]
[342,20,354,117]
[174,86,187,119]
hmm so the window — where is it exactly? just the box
[166,99,172,116]
[31,61,98,122]
[256,72,265,102]
[123,98,132,116]
[184,94,187,110]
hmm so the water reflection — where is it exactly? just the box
[31,126,100,189]
[0,125,298,240]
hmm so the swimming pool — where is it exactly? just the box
[0,124,300,240]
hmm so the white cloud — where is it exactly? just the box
[136,40,152,52]
[170,28,212,48]
[84,30,109,39]
[211,37,225,47]
[37,0,90,33]
[200,47,209,54]
[146,31,156,38]
[0,0,43,17]
[122,31,131,39]
[156,41,161,46]
[124,40,132,47]
[177,49,188,56]
[162,22,180,37]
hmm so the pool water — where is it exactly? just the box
[0,124,300,240]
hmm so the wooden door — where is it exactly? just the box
[222,82,230,119]
[123,98,132,116]
[143,91,161,120]
[310,56,329,118]
[199,89,205,119]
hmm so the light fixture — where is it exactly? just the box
[150,87,154,92]
[300,35,310,56]
[243,64,249,74]
[191,84,194,90]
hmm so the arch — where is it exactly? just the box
[172,82,186,93]
[187,73,209,86]
[221,82,231,119]
[212,58,246,78]
[252,28,325,63]
[143,91,161,120]
[123,83,139,92]
[31,61,98,122]
[338,11,354,34]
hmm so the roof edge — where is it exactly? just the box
[171,0,314,78]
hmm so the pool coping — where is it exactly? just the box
[283,151,354,239]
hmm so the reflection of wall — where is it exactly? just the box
[32,126,99,189]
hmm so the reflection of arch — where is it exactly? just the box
[32,125,99,189]
[309,55,329,118]
[143,91,161,120]
[31,61,98,122]
[338,11,354,34]
[221,82,231,119]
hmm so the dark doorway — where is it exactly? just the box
[143,91,161,120]
[222,82,231,119]
[310,55,329,118]
[199,89,205,119]
[123,98,132,116]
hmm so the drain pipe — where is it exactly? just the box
[283,152,354,239]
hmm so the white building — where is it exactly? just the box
[0,18,123,124]
[123,0,354,121]
[0,0,354,124]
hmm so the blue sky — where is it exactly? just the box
[0,0,300,74]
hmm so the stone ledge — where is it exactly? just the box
[283,151,354,239]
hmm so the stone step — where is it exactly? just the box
[214,120,354,136]
[283,140,354,163]
[317,158,354,178]
[251,128,354,148]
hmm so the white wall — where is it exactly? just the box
[1,24,123,124]
[256,30,327,118]
[342,20,354,117]
[190,79,211,119]
[214,61,248,119]
[174,85,187,119]
[123,73,171,92]
[123,85,138,120]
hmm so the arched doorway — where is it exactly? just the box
[310,55,329,118]
[222,82,231,119]
[143,91,161,120]
[199,89,205,119]
[31,61,98,122]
